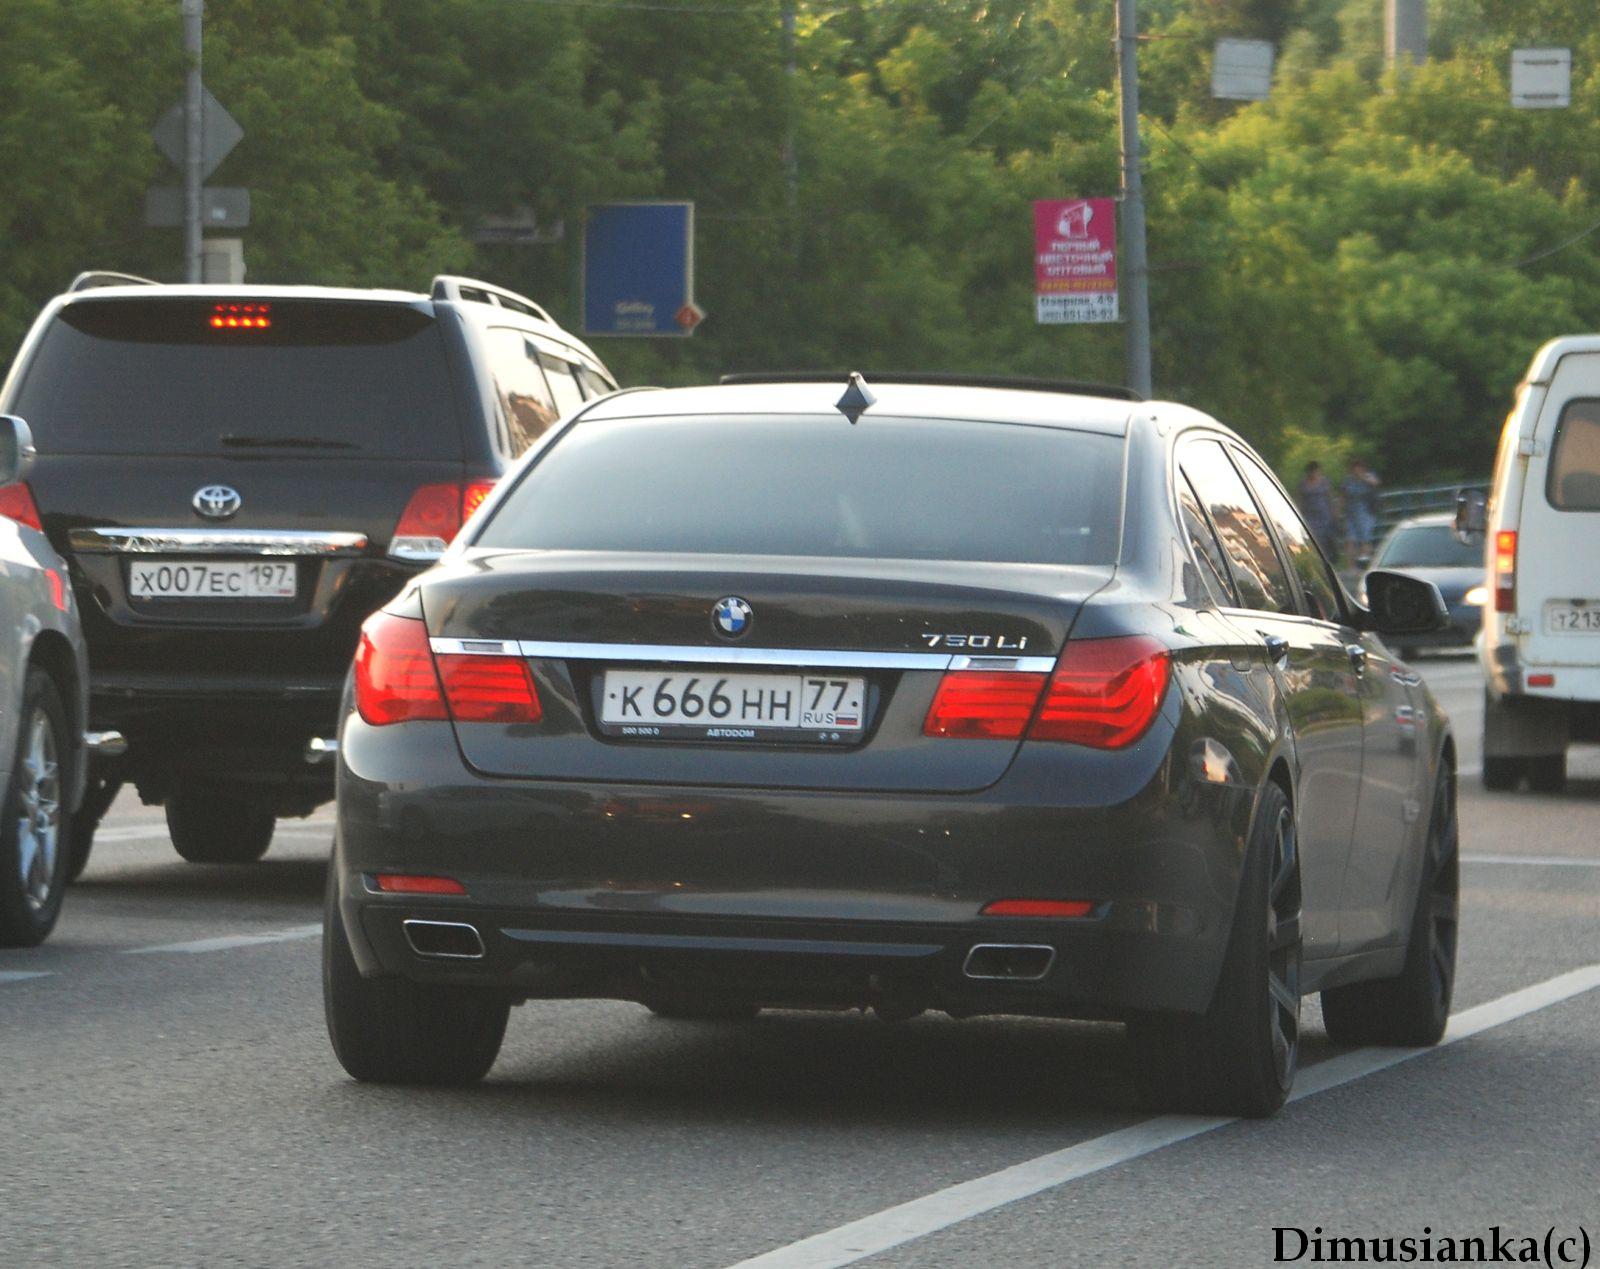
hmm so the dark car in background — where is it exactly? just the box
[0,272,616,874]
[1362,512,1485,658]
[325,374,1459,1118]
[0,415,90,946]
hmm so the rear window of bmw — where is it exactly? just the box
[474,413,1124,565]
[13,298,463,458]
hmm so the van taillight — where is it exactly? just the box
[355,611,540,726]
[389,481,497,561]
[1493,530,1516,613]
[0,482,43,531]
[922,636,1170,749]
[1029,636,1171,748]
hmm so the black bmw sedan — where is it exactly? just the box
[324,374,1459,1117]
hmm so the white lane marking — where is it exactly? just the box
[726,964,1600,1269]
[123,923,322,955]
[0,970,52,985]
[1464,853,1600,868]
[92,824,333,844]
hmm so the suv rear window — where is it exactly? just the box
[476,414,1124,565]
[1547,399,1600,511]
[12,298,463,458]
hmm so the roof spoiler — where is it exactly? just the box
[718,371,1144,402]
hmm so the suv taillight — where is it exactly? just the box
[389,481,497,561]
[1493,530,1516,613]
[922,636,1170,749]
[0,482,43,531]
[355,611,540,727]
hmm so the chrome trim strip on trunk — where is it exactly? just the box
[68,528,369,556]
[427,638,1057,672]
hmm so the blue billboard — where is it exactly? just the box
[582,201,698,337]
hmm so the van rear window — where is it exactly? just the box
[1547,400,1600,511]
[12,298,462,458]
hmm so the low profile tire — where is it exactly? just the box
[323,865,509,1085]
[1480,756,1523,792]
[1129,782,1301,1118]
[1321,764,1459,1047]
[0,671,73,948]
[1526,752,1567,794]
[166,787,275,863]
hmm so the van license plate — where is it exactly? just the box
[129,560,297,600]
[599,670,865,741]
[1545,602,1600,633]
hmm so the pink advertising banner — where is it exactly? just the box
[1033,198,1118,324]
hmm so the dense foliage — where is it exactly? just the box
[4,0,1599,478]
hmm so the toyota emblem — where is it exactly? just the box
[192,484,242,520]
[712,596,752,639]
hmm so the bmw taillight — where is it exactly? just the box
[922,671,1048,739]
[1493,530,1516,613]
[0,482,43,531]
[355,612,448,725]
[355,611,540,726]
[921,636,1170,750]
[389,480,497,561]
[1029,636,1171,748]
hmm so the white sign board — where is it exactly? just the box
[1511,48,1571,109]
[1212,38,1275,102]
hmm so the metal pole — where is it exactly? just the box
[1115,0,1152,398]
[182,0,204,283]
[781,2,798,242]
[1384,0,1427,70]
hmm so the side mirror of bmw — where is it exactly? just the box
[0,414,37,487]
[1453,487,1487,544]
[1363,568,1450,636]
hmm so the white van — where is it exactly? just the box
[1467,335,1600,791]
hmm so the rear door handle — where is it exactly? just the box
[1260,633,1289,666]
[1346,643,1368,676]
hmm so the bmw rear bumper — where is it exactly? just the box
[333,718,1257,1019]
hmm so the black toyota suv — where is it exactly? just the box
[0,272,618,872]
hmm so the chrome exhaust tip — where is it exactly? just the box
[304,737,339,765]
[402,919,486,960]
[962,944,1055,981]
[85,730,128,758]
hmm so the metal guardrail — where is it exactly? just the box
[1374,482,1487,539]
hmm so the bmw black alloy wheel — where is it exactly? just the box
[1424,767,1460,1016]
[1265,803,1303,1088]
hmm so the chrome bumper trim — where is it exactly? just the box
[68,528,369,556]
[428,639,1056,673]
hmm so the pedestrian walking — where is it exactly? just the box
[1341,457,1381,565]
[1297,461,1338,560]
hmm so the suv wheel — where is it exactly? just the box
[1526,752,1567,794]
[166,787,275,863]
[1129,782,1301,1118]
[1322,764,1458,1046]
[323,865,509,1084]
[0,671,73,947]
[1481,756,1523,791]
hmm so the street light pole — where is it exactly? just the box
[1115,0,1152,398]
[182,0,203,283]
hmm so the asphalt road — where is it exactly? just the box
[4,656,1597,1268]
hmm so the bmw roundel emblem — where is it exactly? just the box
[192,484,242,520]
[712,596,753,639]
